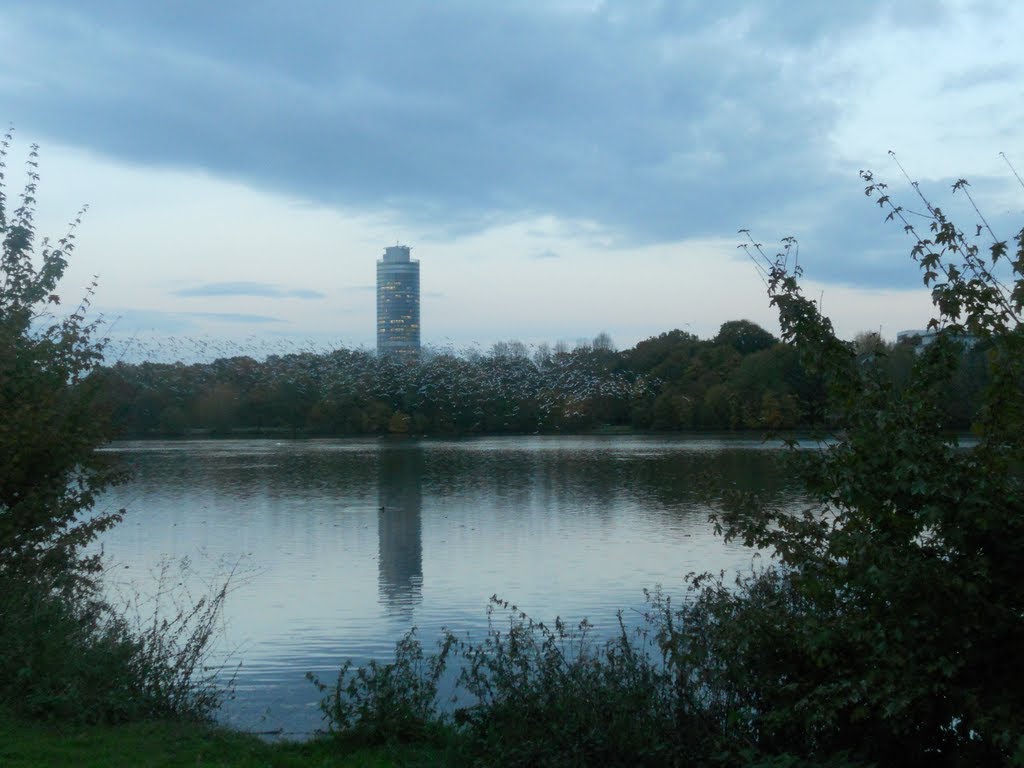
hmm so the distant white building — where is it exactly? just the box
[897,329,937,347]
[897,328,977,351]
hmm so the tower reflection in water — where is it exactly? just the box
[377,443,424,617]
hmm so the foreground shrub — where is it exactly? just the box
[0,132,229,725]
[0,568,228,724]
[0,575,142,723]
[309,628,454,746]
[710,174,1024,765]
[313,594,870,768]
[0,134,124,587]
[451,600,686,768]
[312,598,687,767]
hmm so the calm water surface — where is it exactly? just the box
[96,435,800,735]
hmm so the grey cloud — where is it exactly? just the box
[1,1,965,290]
[187,312,282,323]
[102,308,283,334]
[532,249,560,260]
[174,281,326,299]
[742,170,1024,290]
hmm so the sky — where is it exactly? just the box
[2,0,1023,359]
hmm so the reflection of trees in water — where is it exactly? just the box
[627,449,794,504]
[111,440,792,515]
[621,448,805,537]
[107,439,798,596]
[113,444,380,500]
[377,444,424,618]
[418,443,794,522]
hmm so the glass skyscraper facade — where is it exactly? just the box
[376,245,420,359]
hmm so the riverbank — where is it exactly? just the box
[0,715,443,767]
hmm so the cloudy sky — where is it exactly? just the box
[3,0,1022,357]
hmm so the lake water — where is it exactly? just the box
[96,435,800,736]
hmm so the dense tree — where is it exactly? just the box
[1,136,233,726]
[0,135,123,583]
[696,173,1024,764]
[713,318,777,355]
[94,316,991,437]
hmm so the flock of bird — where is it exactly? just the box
[99,335,657,430]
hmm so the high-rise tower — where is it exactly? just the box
[376,245,420,359]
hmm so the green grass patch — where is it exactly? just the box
[0,716,445,768]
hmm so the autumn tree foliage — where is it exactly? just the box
[1,134,230,725]
[0,131,123,585]
[704,172,1024,764]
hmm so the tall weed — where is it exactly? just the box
[0,559,235,725]
[311,589,877,767]
[312,595,714,767]
[309,628,455,746]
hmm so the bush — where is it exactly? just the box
[451,599,686,768]
[710,175,1024,764]
[0,566,228,724]
[313,593,872,767]
[0,132,123,586]
[0,131,229,725]
[312,598,694,767]
[0,575,143,722]
[310,628,454,747]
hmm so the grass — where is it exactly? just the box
[0,715,445,768]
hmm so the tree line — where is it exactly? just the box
[93,318,990,437]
